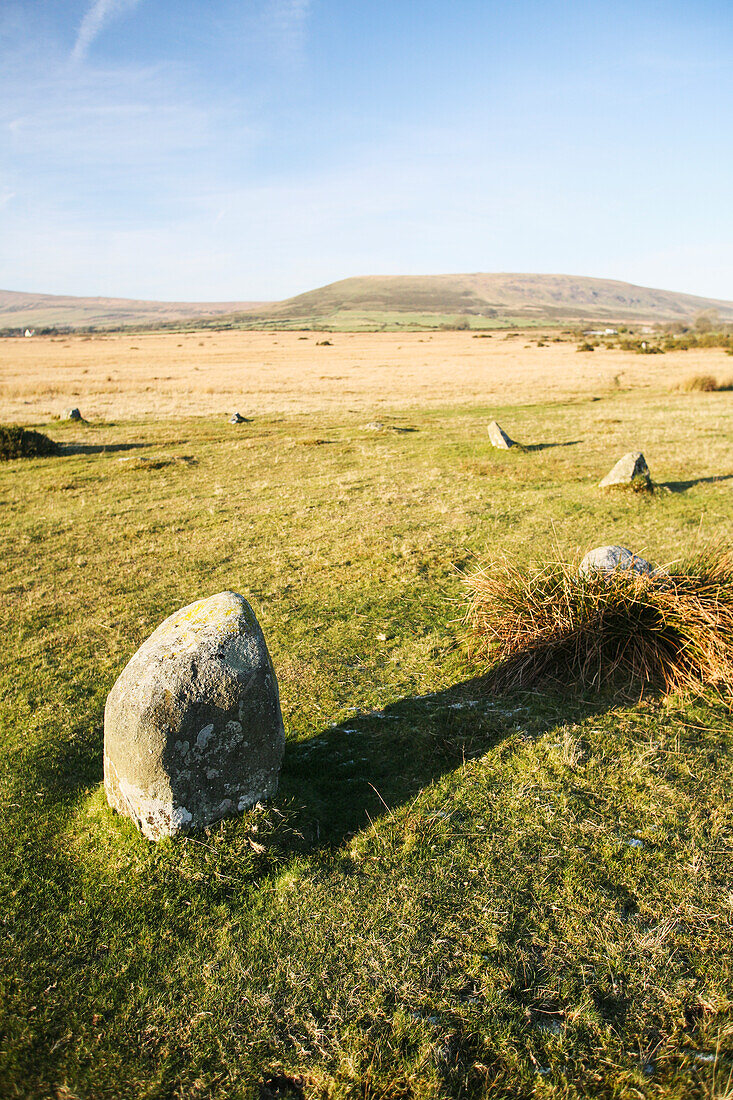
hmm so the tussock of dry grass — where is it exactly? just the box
[0,424,59,460]
[673,373,733,392]
[463,546,733,695]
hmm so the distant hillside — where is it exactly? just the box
[261,273,733,325]
[0,289,266,331]
[2,273,733,332]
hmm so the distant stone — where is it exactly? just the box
[62,407,83,421]
[104,591,285,840]
[599,452,651,490]
[487,420,516,449]
[578,545,655,579]
[229,412,248,424]
[365,421,385,431]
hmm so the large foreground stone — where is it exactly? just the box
[578,545,655,578]
[104,592,285,840]
[599,452,651,489]
[487,421,516,449]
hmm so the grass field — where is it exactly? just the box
[1,336,732,1098]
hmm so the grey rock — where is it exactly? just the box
[599,452,651,489]
[104,591,285,840]
[229,412,247,424]
[487,420,516,449]
[62,407,82,421]
[365,421,385,431]
[578,545,655,578]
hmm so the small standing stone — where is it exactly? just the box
[104,591,285,840]
[599,452,651,489]
[229,412,247,424]
[487,421,516,449]
[62,408,83,421]
[578,545,655,578]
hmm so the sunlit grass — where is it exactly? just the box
[0,387,732,1097]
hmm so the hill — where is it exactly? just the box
[260,272,733,327]
[3,273,733,331]
[0,289,266,331]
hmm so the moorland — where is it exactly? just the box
[1,328,732,1098]
[4,271,733,333]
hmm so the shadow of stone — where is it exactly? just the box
[58,442,150,456]
[660,474,733,493]
[365,426,418,434]
[277,678,610,847]
[521,440,583,452]
[23,673,612,855]
[17,718,105,809]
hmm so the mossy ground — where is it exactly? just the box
[1,388,732,1098]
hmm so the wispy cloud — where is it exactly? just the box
[72,0,143,63]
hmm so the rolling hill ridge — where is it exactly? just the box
[0,289,267,330]
[263,273,733,324]
[2,273,732,331]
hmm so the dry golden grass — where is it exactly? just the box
[3,328,733,422]
[673,373,733,393]
[463,546,733,695]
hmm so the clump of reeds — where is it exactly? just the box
[673,374,733,393]
[463,546,733,696]
[0,425,59,461]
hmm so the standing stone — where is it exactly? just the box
[62,407,83,421]
[487,421,516,449]
[104,592,285,840]
[578,545,655,578]
[599,452,651,489]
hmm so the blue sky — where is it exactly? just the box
[1,0,732,301]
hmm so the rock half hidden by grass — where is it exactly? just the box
[0,425,59,461]
[462,543,733,696]
[599,451,653,492]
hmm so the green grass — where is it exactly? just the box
[1,390,732,1098]
[173,309,550,333]
[260,310,548,332]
